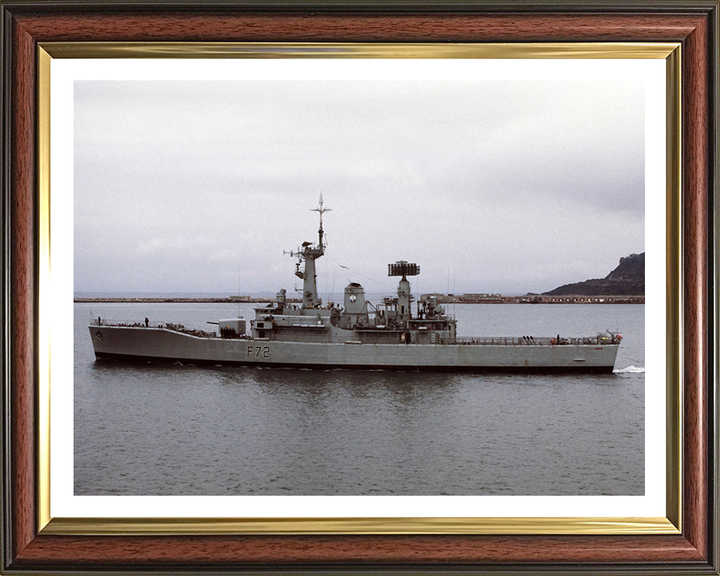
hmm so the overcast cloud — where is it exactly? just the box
[75,79,645,297]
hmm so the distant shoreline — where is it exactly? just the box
[74,294,644,305]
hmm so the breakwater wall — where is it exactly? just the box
[74,296,302,304]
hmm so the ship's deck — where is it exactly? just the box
[91,322,615,347]
[455,336,615,346]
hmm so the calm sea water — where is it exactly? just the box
[74,302,644,496]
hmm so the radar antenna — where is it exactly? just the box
[388,261,420,280]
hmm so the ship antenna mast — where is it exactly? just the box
[311,193,332,249]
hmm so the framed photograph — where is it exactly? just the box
[2,1,717,574]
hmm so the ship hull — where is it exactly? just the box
[89,326,619,373]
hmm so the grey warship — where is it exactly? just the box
[89,198,621,373]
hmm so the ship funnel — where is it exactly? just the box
[344,282,366,313]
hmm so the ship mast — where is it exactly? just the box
[388,261,420,326]
[287,195,331,309]
[312,192,330,251]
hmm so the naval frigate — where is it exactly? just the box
[89,197,621,373]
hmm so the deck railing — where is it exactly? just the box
[455,336,616,346]
[90,319,619,346]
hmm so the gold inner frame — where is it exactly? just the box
[37,41,682,536]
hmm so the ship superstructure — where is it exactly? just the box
[89,197,621,373]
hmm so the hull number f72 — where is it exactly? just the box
[247,346,271,359]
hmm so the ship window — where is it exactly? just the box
[259,330,265,338]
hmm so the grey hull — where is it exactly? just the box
[89,325,619,373]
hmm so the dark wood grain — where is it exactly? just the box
[10,534,707,566]
[681,5,710,561]
[13,12,704,42]
[10,16,37,561]
[3,4,716,573]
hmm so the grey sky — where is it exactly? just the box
[75,79,645,297]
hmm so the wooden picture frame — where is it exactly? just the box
[2,1,717,573]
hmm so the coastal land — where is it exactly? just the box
[428,253,645,305]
